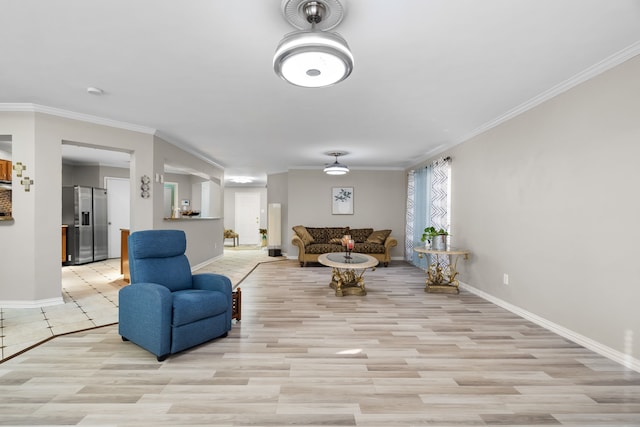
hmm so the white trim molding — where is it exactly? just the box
[0,103,157,135]
[0,297,64,309]
[460,282,640,373]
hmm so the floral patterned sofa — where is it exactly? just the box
[291,225,397,267]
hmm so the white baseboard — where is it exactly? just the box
[0,297,64,309]
[192,254,224,271]
[460,282,640,373]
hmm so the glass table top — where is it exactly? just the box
[326,252,371,265]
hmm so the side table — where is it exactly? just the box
[413,247,470,294]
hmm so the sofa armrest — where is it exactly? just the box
[292,235,306,251]
[384,236,398,250]
[291,235,307,265]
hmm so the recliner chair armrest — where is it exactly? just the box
[192,273,232,298]
[118,282,173,358]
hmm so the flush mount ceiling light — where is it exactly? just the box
[229,176,254,184]
[324,152,349,175]
[274,0,353,88]
[86,87,104,95]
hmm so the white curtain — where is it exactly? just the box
[405,157,450,268]
[430,157,451,232]
[405,166,431,268]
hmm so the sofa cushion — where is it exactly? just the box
[172,289,228,327]
[354,242,386,254]
[366,229,392,244]
[350,228,374,243]
[306,227,327,244]
[293,225,315,246]
[328,238,343,244]
[306,243,343,254]
[325,227,349,242]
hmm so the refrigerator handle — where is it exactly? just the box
[82,211,91,226]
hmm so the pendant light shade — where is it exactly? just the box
[324,152,349,175]
[275,0,353,88]
[274,30,353,88]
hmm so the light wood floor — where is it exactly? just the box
[1,257,639,426]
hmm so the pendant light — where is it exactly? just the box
[274,0,353,88]
[324,152,349,175]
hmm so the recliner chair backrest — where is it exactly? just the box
[128,229,193,292]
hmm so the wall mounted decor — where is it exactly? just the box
[21,176,34,192]
[12,161,26,177]
[332,186,353,215]
[140,175,151,198]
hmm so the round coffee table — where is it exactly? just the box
[317,252,378,296]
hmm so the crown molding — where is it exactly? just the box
[458,40,640,145]
[407,41,640,170]
[0,103,157,135]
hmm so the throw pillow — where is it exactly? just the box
[292,225,315,246]
[350,228,374,243]
[328,238,343,244]
[366,229,392,244]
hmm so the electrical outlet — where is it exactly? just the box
[503,273,509,285]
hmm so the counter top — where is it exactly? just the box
[163,217,220,221]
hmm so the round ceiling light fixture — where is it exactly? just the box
[323,152,349,175]
[274,0,353,88]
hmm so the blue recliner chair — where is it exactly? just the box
[119,229,232,361]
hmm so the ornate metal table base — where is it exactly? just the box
[424,260,460,294]
[414,248,470,295]
[317,253,378,297]
[329,267,369,296]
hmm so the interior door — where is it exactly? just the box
[105,177,130,258]
[234,192,260,245]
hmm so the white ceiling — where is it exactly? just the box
[2,0,640,186]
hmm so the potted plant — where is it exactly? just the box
[421,226,449,250]
[259,228,268,247]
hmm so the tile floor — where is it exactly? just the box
[0,245,277,362]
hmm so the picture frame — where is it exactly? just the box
[332,187,354,215]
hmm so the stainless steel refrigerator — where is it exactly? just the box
[62,186,108,265]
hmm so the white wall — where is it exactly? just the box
[426,55,640,364]
[286,169,406,258]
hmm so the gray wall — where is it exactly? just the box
[153,136,225,266]
[0,112,224,305]
[286,169,406,258]
[424,54,640,362]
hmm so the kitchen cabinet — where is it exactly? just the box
[0,159,11,181]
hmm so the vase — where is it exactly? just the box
[432,234,448,251]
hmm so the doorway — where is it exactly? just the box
[234,192,261,245]
[105,177,130,258]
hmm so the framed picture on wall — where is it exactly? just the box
[332,187,353,215]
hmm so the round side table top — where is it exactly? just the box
[318,252,379,269]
